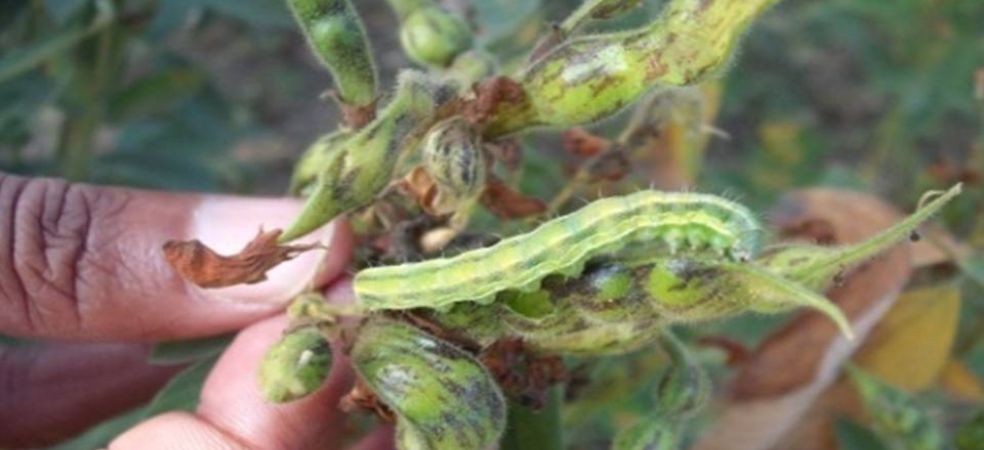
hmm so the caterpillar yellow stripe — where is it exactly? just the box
[354,191,762,311]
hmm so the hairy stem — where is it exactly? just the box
[501,387,564,450]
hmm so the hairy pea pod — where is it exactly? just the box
[352,318,506,450]
[445,49,498,88]
[431,255,851,356]
[387,0,474,68]
[758,183,963,291]
[258,326,333,403]
[609,334,703,448]
[562,0,645,33]
[287,0,377,108]
[288,130,353,196]
[355,190,763,311]
[846,366,945,450]
[486,0,781,136]
[652,331,708,418]
[421,116,488,215]
[279,71,456,242]
[612,419,679,450]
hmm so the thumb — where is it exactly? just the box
[0,172,353,341]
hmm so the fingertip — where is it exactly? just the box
[110,412,243,450]
[350,425,396,450]
[312,219,356,288]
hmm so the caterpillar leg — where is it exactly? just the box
[352,318,506,450]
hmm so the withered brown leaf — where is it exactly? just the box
[562,128,612,157]
[462,76,527,125]
[480,178,547,220]
[163,229,319,288]
[396,166,441,215]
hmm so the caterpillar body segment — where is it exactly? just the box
[355,190,762,311]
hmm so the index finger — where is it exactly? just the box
[0,173,353,341]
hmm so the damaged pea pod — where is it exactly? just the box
[433,252,854,356]
[612,331,707,450]
[561,0,645,33]
[486,0,781,136]
[258,326,332,403]
[352,318,506,450]
[279,71,455,243]
[846,366,945,450]
[421,116,488,216]
[287,0,377,108]
[612,418,679,450]
[387,0,473,68]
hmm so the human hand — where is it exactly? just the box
[0,173,392,449]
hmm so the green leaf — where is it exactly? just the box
[143,355,218,416]
[49,355,219,450]
[0,0,115,84]
[149,333,235,366]
[107,67,206,122]
[835,417,890,450]
[47,407,145,450]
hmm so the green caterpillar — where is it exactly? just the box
[266,185,961,450]
[355,191,763,311]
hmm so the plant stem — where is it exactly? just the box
[56,0,122,181]
[500,387,564,450]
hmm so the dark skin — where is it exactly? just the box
[0,172,392,449]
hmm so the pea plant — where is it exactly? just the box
[158,0,969,449]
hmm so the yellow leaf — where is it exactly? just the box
[853,284,962,392]
[939,359,984,402]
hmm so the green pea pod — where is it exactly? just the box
[487,0,781,136]
[758,183,963,291]
[398,6,474,68]
[445,49,498,87]
[612,415,680,450]
[287,0,377,107]
[422,117,487,213]
[654,331,708,418]
[846,366,945,450]
[258,326,332,403]
[639,258,853,339]
[352,319,506,450]
[289,130,354,196]
[279,71,451,243]
[561,0,645,33]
